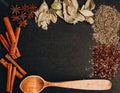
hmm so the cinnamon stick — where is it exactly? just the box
[5,32,17,59]
[10,27,21,57]
[0,34,10,52]
[5,32,21,59]
[0,58,23,79]
[6,63,12,92]
[3,17,16,43]
[5,54,27,75]
[10,67,16,93]
[5,32,11,45]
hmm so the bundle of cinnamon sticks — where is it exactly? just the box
[0,17,21,59]
[0,17,27,93]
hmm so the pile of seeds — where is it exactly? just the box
[91,5,120,79]
[92,5,120,45]
[91,44,120,79]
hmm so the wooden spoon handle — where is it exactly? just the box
[46,79,112,90]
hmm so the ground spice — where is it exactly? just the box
[91,44,120,79]
[92,5,120,45]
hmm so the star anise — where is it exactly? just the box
[29,4,37,11]
[18,20,28,27]
[21,4,29,12]
[11,15,20,21]
[28,12,34,19]
[11,5,20,15]
[19,13,27,20]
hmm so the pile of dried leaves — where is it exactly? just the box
[34,0,95,30]
[10,4,37,27]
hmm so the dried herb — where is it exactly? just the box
[91,44,120,79]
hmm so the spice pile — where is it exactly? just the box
[34,0,95,30]
[10,4,37,27]
[91,5,120,79]
[0,17,27,93]
[92,5,120,45]
[92,44,120,79]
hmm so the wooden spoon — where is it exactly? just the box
[20,75,112,93]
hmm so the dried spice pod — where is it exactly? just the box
[11,15,20,22]
[27,11,35,19]
[21,4,29,12]
[19,13,27,20]
[28,4,37,11]
[10,4,37,27]
[18,20,28,27]
[10,5,21,15]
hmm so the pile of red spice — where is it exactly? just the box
[91,44,120,79]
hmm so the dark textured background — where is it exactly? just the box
[0,0,120,93]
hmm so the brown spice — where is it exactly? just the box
[10,4,37,27]
[92,5,120,45]
[18,20,28,27]
[5,54,27,76]
[6,63,12,92]
[10,67,16,93]
[0,58,23,79]
[11,15,20,22]
[91,44,120,79]
[21,4,29,12]
[29,4,37,11]
[10,5,21,15]
[27,11,34,19]
[19,13,27,20]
